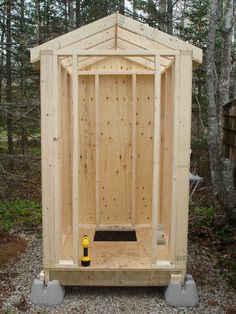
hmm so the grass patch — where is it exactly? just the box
[191,205,214,218]
[0,200,42,231]
[28,145,41,156]
[6,305,15,314]
[0,129,41,155]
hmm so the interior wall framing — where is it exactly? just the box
[41,50,191,272]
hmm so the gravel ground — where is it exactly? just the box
[0,232,235,314]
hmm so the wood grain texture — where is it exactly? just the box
[49,269,183,286]
[39,47,195,278]
[152,55,161,264]
[135,75,154,224]
[159,65,174,249]
[72,55,79,265]
[40,51,55,268]
[174,52,192,269]
[59,67,72,246]
[99,75,132,225]
[78,76,96,224]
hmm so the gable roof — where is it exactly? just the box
[30,12,202,65]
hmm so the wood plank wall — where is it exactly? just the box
[223,101,236,161]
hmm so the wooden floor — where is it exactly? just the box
[60,225,169,269]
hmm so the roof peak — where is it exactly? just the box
[30,13,202,65]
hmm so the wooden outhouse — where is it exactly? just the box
[31,13,202,287]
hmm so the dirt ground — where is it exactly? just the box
[0,230,26,266]
[0,156,41,203]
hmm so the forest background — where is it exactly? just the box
[0,0,235,288]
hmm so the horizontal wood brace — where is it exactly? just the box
[223,141,236,148]
[96,224,134,231]
[223,127,236,133]
[54,261,78,268]
[54,50,180,57]
[78,70,155,75]
[47,268,185,286]
[223,114,236,119]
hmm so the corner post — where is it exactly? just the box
[40,50,55,273]
[175,50,193,269]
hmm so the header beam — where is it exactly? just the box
[55,50,180,57]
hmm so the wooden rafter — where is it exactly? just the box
[117,27,169,52]
[117,14,202,64]
[31,13,202,65]
[116,39,172,67]
[57,27,116,52]
[30,14,116,63]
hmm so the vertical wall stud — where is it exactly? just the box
[169,54,180,265]
[95,74,100,227]
[152,54,161,265]
[72,54,79,265]
[131,74,137,226]
[53,54,61,264]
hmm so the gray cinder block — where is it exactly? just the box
[164,274,199,307]
[30,279,65,305]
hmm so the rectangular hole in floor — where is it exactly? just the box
[94,230,137,241]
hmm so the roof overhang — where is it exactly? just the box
[30,13,202,69]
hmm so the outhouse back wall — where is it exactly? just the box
[57,61,173,234]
